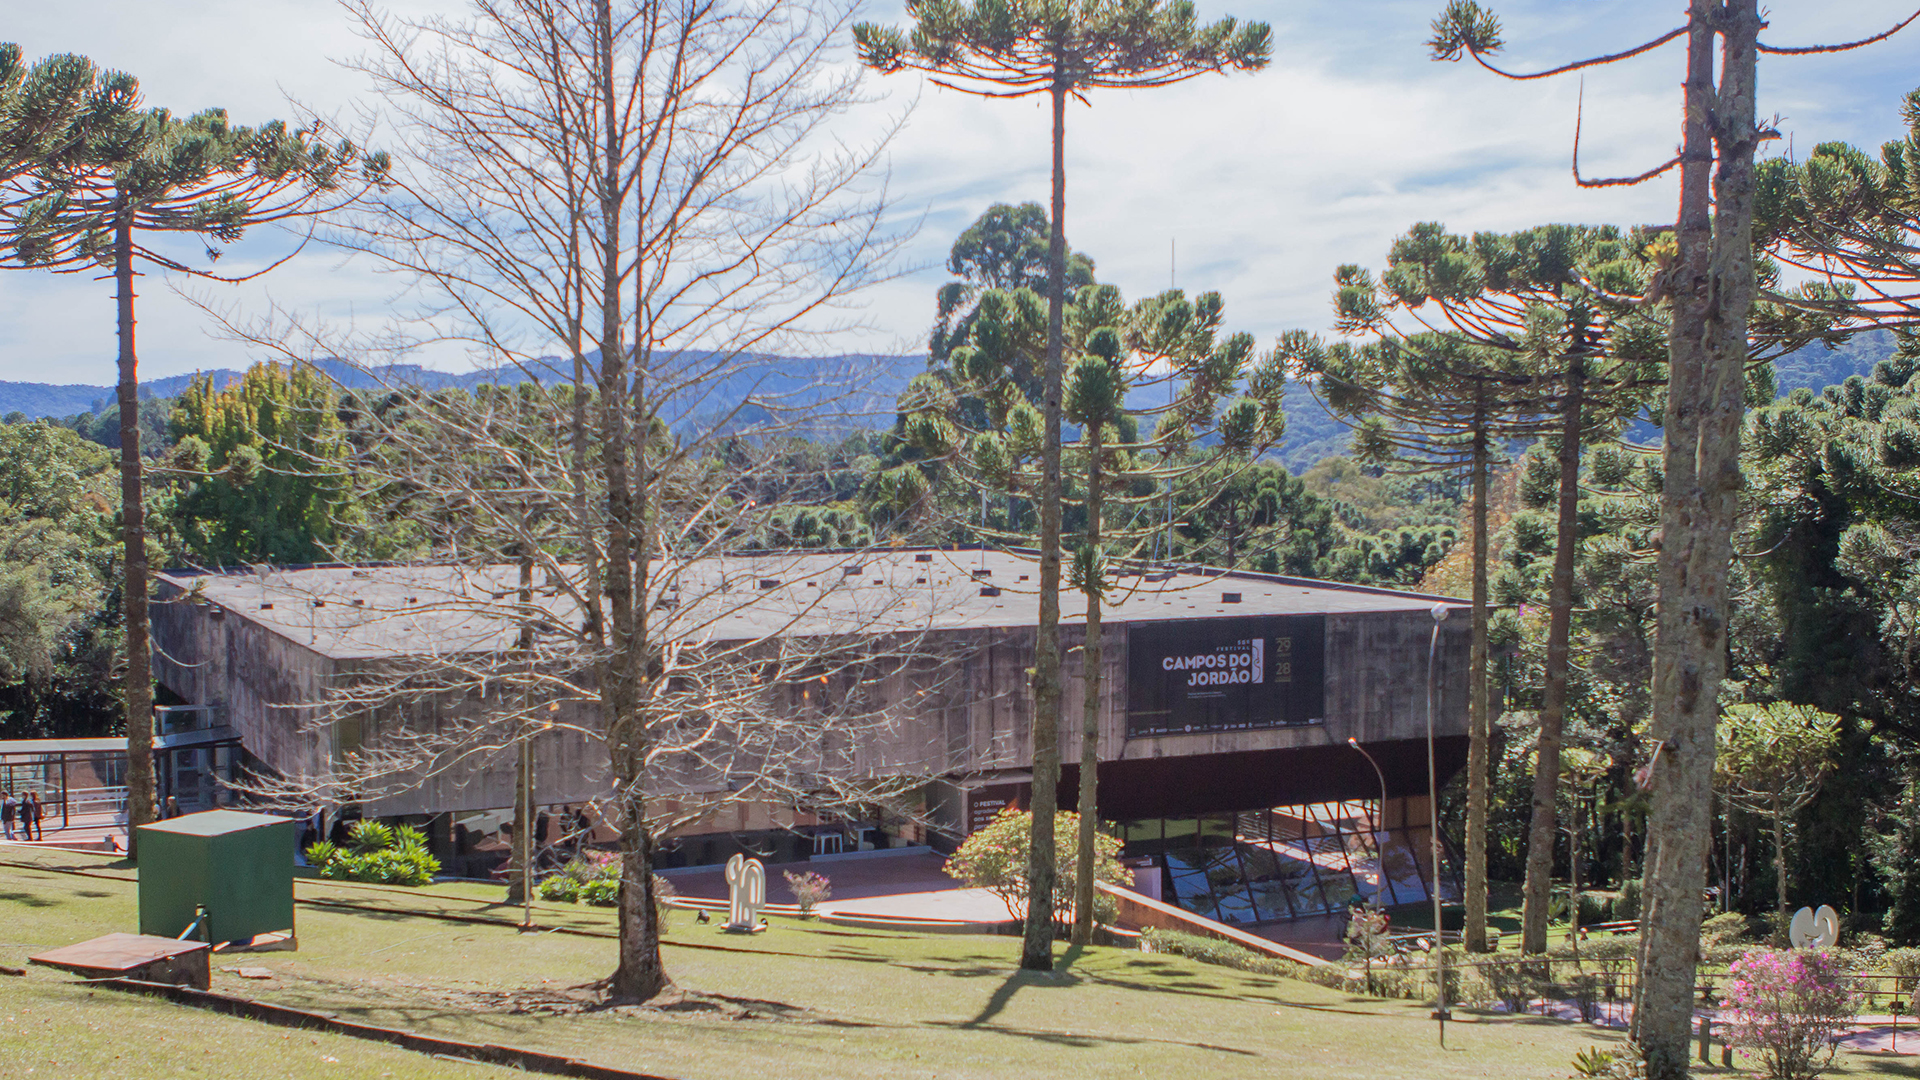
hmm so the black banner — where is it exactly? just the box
[1125,615,1326,736]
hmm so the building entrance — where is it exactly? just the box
[1121,797,1458,927]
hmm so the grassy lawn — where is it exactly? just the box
[1391,881,1598,948]
[3,848,1917,1080]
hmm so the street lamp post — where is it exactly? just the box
[1427,603,1451,1046]
[1348,737,1389,996]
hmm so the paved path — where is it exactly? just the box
[660,850,1013,923]
[2,809,126,853]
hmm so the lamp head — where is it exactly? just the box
[1430,603,1450,623]
[1347,737,1360,748]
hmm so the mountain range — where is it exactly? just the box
[0,333,1900,472]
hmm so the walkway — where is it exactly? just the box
[2,809,127,852]
[659,848,1012,924]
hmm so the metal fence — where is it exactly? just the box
[1368,948,1920,1020]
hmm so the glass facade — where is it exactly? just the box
[1122,798,1458,926]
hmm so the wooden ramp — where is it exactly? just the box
[30,932,211,989]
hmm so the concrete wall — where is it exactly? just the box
[845,608,1470,776]
[151,588,336,782]
[153,590,1470,821]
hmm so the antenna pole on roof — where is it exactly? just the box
[980,490,988,571]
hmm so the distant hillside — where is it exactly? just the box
[1274,388,1351,473]
[1774,329,1900,394]
[0,354,919,423]
[9,337,1889,472]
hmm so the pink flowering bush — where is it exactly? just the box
[1723,949,1860,1080]
[782,870,832,914]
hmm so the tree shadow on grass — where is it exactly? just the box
[961,945,1093,1027]
[0,890,61,907]
[924,1015,1261,1056]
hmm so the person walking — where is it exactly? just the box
[162,796,182,820]
[23,791,42,841]
[2,790,16,840]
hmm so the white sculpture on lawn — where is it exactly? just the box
[1788,905,1841,948]
[724,854,766,931]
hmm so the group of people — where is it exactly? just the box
[2,790,47,841]
[488,803,597,871]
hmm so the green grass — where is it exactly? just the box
[2,849,1916,1080]
[1,977,489,1078]
[1391,881,1600,947]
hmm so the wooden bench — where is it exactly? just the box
[30,933,212,990]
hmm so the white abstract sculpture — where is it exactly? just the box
[1788,904,1841,948]
[724,854,766,932]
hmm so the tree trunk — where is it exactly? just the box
[1523,350,1585,953]
[507,553,536,913]
[508,727,533,908]
[1773,793,1788,946]
[1021,77,1067,972]
[1071,424,1103,947]
[594,0,668,1005]
[1633,4,1760,1074]
[115,206,156,859]
[1465,405,1492,952]
[1569,790,1583,961]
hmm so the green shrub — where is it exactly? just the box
[1616,878,1642,921]
[947,808,1127,925]
[1703,911,1750,947]
[1575,932,1642,962]
[1482,955,1544,1013]
[1572,1046,1617,1078]
[306,822,439,886]
[1882,946,1920,983]
[346,819,396,854]
[1705,942,1759,966]
[1139,927,1293,976]
[1574,891,1610,925]
[544,867,677,919]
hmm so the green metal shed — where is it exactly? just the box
[137,809,296,947]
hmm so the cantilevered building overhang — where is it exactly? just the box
[150,548,1470,836]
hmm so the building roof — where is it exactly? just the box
[0,727,242,759]
[156,549,1464,662]
[139,809,293,837]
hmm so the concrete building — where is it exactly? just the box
[151,548,1469,926]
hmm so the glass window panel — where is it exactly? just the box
[1165,852,1215,914]
[1214,885,1258,925]
[1199,815,1236,846]
[1240,845,1282,880]
[1250,876,1295,921]
[1384,829,1429,904]
[1343,830,1388,905]
[1162,818,1200,843]
[1314,865,1357,910]
[1282,854,1330,914]
[1406,826,1435,882]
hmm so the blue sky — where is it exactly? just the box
[5,0,1920,385]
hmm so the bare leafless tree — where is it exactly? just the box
[194,0,912,1005]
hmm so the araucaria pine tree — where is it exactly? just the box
[1298,221,1666,952]
[855,0,1271,972]
[0,45,385,853]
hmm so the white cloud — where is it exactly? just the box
[5,0,1920,385]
